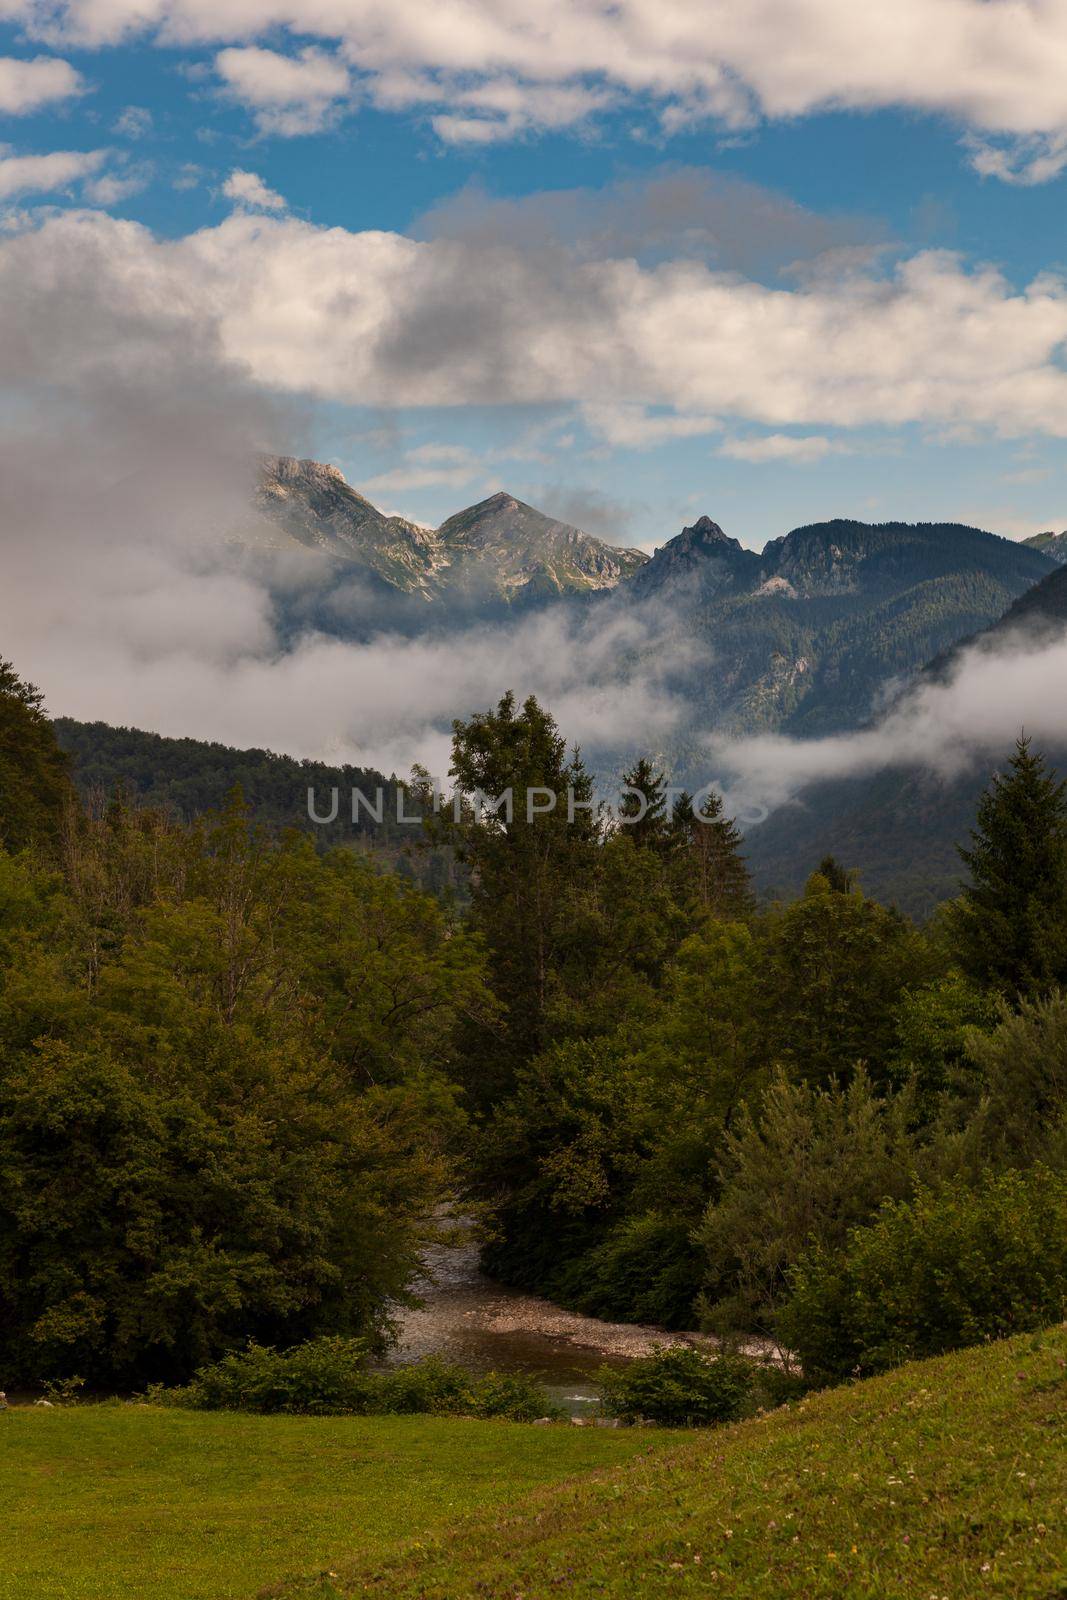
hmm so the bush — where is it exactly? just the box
[597,1346,758,1427]
[570,1213,701,1329]
[156,1338,558,1422]
[779,1166,1067,1386]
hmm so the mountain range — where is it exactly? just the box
[244,457,1056,750]
[249,456,647,604]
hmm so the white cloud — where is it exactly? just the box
[0,54,84,114]
[83,163,152,205]
[10,2,1067,172]
[582,404,721,450]
[222,167,287,211]
[965,131,1067,186]
[0,147,107,199]
[4,212,1067,444]
[718,433,849,463]
[360,444,482,495]
[113,104,153,138]
[710,622,1067,819]
[215,45,351,135]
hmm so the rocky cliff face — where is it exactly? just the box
[1025,530,1067,565]
[250,460,647,604]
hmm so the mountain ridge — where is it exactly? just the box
[251,457,648,604]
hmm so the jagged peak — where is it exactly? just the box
[679,514,730,543]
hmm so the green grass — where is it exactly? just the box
[0,1406,669,1600]
[272,1326,1067,1600]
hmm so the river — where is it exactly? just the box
[385,1220,713,1417]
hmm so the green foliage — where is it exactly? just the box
[963,990,1067,1166]
[888,970,1000,1113]
[780,1167,1067,1385]
[571,1213,702,1328]
[160,1338,558,1421]
[597,1345,758,1427]
[761,871,937,1084]
[0,797,488,1387]
[697,1071,918,1339]
[0,659,72,853]
[951,736,1067,997]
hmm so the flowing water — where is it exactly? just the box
[386,1221,710,1417]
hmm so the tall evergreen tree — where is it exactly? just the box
[670,788,754,919]
[952,737,1067,998]
[618,757,670,853]
[445,693,602,1079]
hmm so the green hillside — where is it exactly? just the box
[274,1327,1067,1600]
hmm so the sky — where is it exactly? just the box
[3,0,1067,555]
[4,3,1067,786]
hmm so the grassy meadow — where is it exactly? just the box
[274,1326,1067,1600]
[0,1406,669,1600]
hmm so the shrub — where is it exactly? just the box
[157,1338,558,1421]
[597,1346,758,1427]
[779,1167,1067,1386]
[570,1212,701,1329]
[697,1070,917,1339]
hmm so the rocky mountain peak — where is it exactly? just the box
[679,514,731,545]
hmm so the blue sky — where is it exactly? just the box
[4,2,1067,551]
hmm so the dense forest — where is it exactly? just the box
[1,661,1065,1389]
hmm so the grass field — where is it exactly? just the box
[0,1406,670,1600]
[4,1328,1065,1600]
[273,1326,1067,1600]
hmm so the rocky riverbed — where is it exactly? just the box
[386,1220,752,1415]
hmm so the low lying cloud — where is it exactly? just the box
[709,623,1067,818]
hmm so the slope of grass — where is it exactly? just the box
[274,1326,1067,1600]
[0,1407,669,1600]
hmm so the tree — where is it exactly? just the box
[618,757,670,853]
[697,1070,918,1341]
[444,693,602,1083]
[670,789,754,919]
[0,659,72,854]
[952,737,1067,998]
[761,871,934,1085]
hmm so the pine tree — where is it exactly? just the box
[619,757,669,852]
[670,788,754,919]
[952,736,1067,998]
[445,692,602,1080]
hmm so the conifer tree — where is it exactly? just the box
[446,693,601,1078]
[952,736,1067,998]
[671,787,754,919]
[619,757,669,852]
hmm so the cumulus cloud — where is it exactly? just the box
[9,209,1067,443]
[215,45,351,135]
[0,200,692,783]
[0,147,107,199]
[222,167,287,211]
[10,2,1067,172]
[0,54,84,114]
